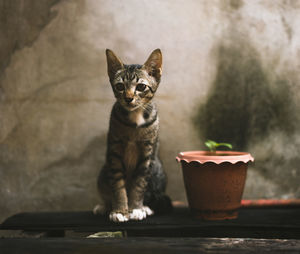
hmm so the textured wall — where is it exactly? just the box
[1,0,300,222]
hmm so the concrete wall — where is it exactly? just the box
[1,0,300,222]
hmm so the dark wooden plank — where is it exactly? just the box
[1,207,300,239]
[2,207,300,229]
[1,237,300,254]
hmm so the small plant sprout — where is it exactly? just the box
[205,140,233,153]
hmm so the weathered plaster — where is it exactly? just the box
[0,0,300,222]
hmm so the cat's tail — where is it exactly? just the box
[144,193,173,215]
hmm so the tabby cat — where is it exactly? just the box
[93,49,172,222]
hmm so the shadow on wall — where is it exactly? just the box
[194,41,297,151]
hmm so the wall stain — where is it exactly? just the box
[0,0,60,77]
[194,41,297,151]
[221,0,243,12]
[229,0,243,10]
[281,16,293,42]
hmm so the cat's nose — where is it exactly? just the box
[125,97,134,104]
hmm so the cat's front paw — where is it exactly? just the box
[109,211,129,222]
[129,206,154,220]
[142,206,154,216]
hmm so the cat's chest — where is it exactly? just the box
[128,109,146,126]
[123,141,139,173]
[123,110,146,172]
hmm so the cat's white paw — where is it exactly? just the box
[129,206,154,221]
[129,208,146,220]
[109,212,128,222]
[93,204,107,215]
[142,206,154,216]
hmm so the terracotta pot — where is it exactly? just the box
[176,151,254,220]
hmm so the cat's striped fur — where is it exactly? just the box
[94,49,172,222]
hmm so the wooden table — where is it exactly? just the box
[1,206,300,253]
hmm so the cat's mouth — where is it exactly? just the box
[122,102,141,111]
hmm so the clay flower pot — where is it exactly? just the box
[176,151,254,220]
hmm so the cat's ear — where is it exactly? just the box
[106,49,124,81]
[143,49,162,82]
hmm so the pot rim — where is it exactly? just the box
[176,150,254,164]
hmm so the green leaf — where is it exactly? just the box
[205,140,232,152]
[205,140,217,152]
[216,143,233,150]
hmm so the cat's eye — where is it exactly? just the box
[136,83,146,92]
[115,83,125,91]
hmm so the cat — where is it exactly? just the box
[93,49,172,222]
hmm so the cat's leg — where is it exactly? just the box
[128,148,154,220]
[128,175,153,220]
[98,163,129,222]
[109,178,128,223]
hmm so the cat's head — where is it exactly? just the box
[106,49,162,111]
